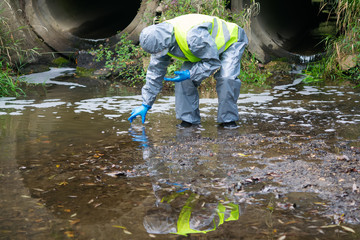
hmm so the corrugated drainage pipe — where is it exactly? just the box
[24,0,159,53]
[232,0,336,63]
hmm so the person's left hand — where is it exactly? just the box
[164,70,190,82]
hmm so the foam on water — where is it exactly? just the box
[19,67,85,88]
[1,74,360,133]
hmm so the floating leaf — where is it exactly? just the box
[48,174,56,180]
[278,235,286,240]
[112,225,126,229]
[234,153,250,157]
[57,181,68,186]
[321,224,338,228]
[69,219,80,225]
[341,225,356,233]
[64,231,74,238]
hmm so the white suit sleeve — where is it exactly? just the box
[141,55,171,107]
[187,25,221,83]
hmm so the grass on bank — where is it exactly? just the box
[303,0,360,86]
[0,3,40,97]
[0,62,24,97]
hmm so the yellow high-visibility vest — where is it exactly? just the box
[162,193,240,236]
[165,14,239,62]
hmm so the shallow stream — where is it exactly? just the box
[1,68,360,239]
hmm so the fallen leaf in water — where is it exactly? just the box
[93,153,104,158]
[81,183,97,186]
[105,171,126,177]
[64,231,74,238]
[341,225,356,233]
[352,182,359,193]
[336,155,350,161]
[48,174,56,180]
[57,181,68,186]
[112,225,126,229]
[94,203,102,208]
[69,219,80,225]
[233,153,250,157]
[278,235,286,240]
[321,224,338,228]
[284,220,298,225]
[105,145,115,149]
[123,230,132,235]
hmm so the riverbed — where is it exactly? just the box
[1,68,360,239]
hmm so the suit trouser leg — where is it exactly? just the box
[215,41,246,123]
[175,62,201,124]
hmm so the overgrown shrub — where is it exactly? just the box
[0,3,38,96]
[0,61,24,97]
[90,34,147,87]
[303,0,360,85]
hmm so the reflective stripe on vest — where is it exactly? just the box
[172,193,240,236]
[165,14,238,62]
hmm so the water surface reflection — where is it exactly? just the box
[1,71,360,239]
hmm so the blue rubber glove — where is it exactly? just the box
[128,104,151,124]
[164,70,190,82]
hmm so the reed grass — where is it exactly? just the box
[0,3,39,97]
[313,0,360,84]
[0,61,24,97]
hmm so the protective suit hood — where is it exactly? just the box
[140,22,174,54]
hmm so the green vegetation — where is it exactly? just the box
[0,62,24,97]
[0,3,38,97]
[89,33,147,87]
[240,51,271,86]
[303,0,360,86]
[158,0,257,27]
[52,57,70,67]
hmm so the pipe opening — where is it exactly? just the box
[45,0,141,39]
[257,0,336,55]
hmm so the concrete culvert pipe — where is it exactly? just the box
[21,0,158,53]
[232,0,336,63]
[5,0,334,63]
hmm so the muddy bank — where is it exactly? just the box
[150,128,360,224]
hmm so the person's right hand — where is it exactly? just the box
[128,104,151,124]
[164,70,190,82]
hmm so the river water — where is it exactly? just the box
[1,68,360,239]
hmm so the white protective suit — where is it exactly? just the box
[139,14,248,124]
